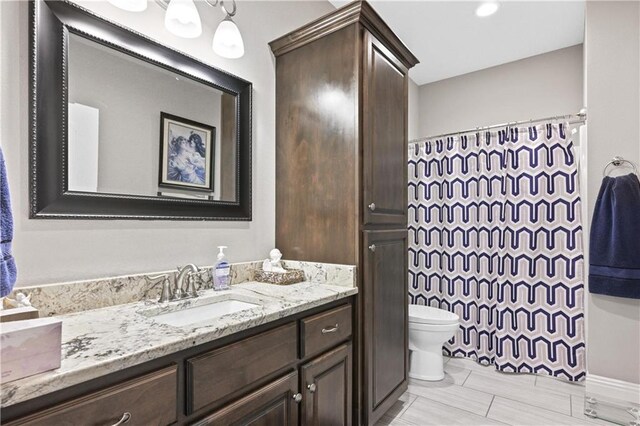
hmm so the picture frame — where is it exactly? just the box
[159,112,216,192]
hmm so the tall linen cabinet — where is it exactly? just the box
[270,2,418,424]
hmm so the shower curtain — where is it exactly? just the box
[408,123,586,381]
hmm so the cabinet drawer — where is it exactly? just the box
[186,322,298,414]
[7,365,177,426]
[301,305,352,358]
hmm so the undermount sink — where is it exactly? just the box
[140,296,261,327]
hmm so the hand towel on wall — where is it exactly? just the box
[1,146,17,297]
[589,173,640,299]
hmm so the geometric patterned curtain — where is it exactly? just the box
[408,123,586,381]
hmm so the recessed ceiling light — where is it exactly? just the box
[476,2,499,17]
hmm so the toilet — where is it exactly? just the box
[408,304,460,381]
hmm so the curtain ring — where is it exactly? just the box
[221,0,237,17]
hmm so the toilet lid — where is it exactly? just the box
[408,305,459,325]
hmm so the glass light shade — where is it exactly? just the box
[108,0,147,12]
[165,0,202,39]
[212,17,244,59]
[475,2,499,17]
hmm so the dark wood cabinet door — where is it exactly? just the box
[274,25,360,265]
[192,371,299,426]
[362,31,409,226]
[301,343,352,426]
[363,229,408,424]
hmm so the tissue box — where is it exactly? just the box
[1,317,62,382]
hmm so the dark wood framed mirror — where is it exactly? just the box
[30,0,252,220]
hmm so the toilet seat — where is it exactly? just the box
[408,305,459,325]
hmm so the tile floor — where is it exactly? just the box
[377,357,615,426]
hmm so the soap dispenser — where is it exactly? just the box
[213,246,231,291]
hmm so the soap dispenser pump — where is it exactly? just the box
[213,246,231,291]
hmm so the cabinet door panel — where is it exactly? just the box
[362,31,408,226]
[192,371,299,426]
[301,343,352,426]
[363,229,408,423]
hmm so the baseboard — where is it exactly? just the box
[586,374,640,404]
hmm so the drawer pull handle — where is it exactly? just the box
[321,324,339,334]
[307,383,317,393]
[368,244,376,252]
[111,412,131,426]
[368,202,376,211]
[293,393,303,403]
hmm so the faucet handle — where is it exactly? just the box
[145,274,172,303]
[146,273,168,282]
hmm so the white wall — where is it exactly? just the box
[0,0,334,286]
[584,1,640,385]
[416,45,584,138]
[69,35,222,197]
[407,78,420,141]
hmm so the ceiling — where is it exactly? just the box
[328,1,585,86]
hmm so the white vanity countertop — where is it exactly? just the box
[0,281,357,408]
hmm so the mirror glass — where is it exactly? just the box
[67,33,238,202]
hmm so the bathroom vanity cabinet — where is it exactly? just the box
[270,2,418,424]
[2,300,354,426]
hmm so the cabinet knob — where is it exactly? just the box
[292,393,303,403]
[110,412,131,426]
[368,244,376,252]
[368,202,376,211]
[307,383,317,393]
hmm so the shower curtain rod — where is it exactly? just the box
[409,110,587,146]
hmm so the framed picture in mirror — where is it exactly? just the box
[159,112,216,193]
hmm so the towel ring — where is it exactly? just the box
[603,156,639,177]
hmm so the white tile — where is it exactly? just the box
[464,370,572,415]
[446,357,536,386]
[442,362,472,385]
[376,414,418,425]
[383,392,418,418]
[473,368,536,387]
[408,378,494,416]
[572,395,586,418]
[447,356,496,373]
[487,396,591,425]
[400,395,507,425]
[536,375,586,397]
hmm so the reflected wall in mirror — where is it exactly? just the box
[67,34,238,202]
[30,0,251,220]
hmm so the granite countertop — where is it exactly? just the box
[1,280,357,408]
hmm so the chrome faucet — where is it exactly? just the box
[175,264,200,299]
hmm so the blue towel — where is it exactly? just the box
[589,173,640,299]
[1,146,17,297]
